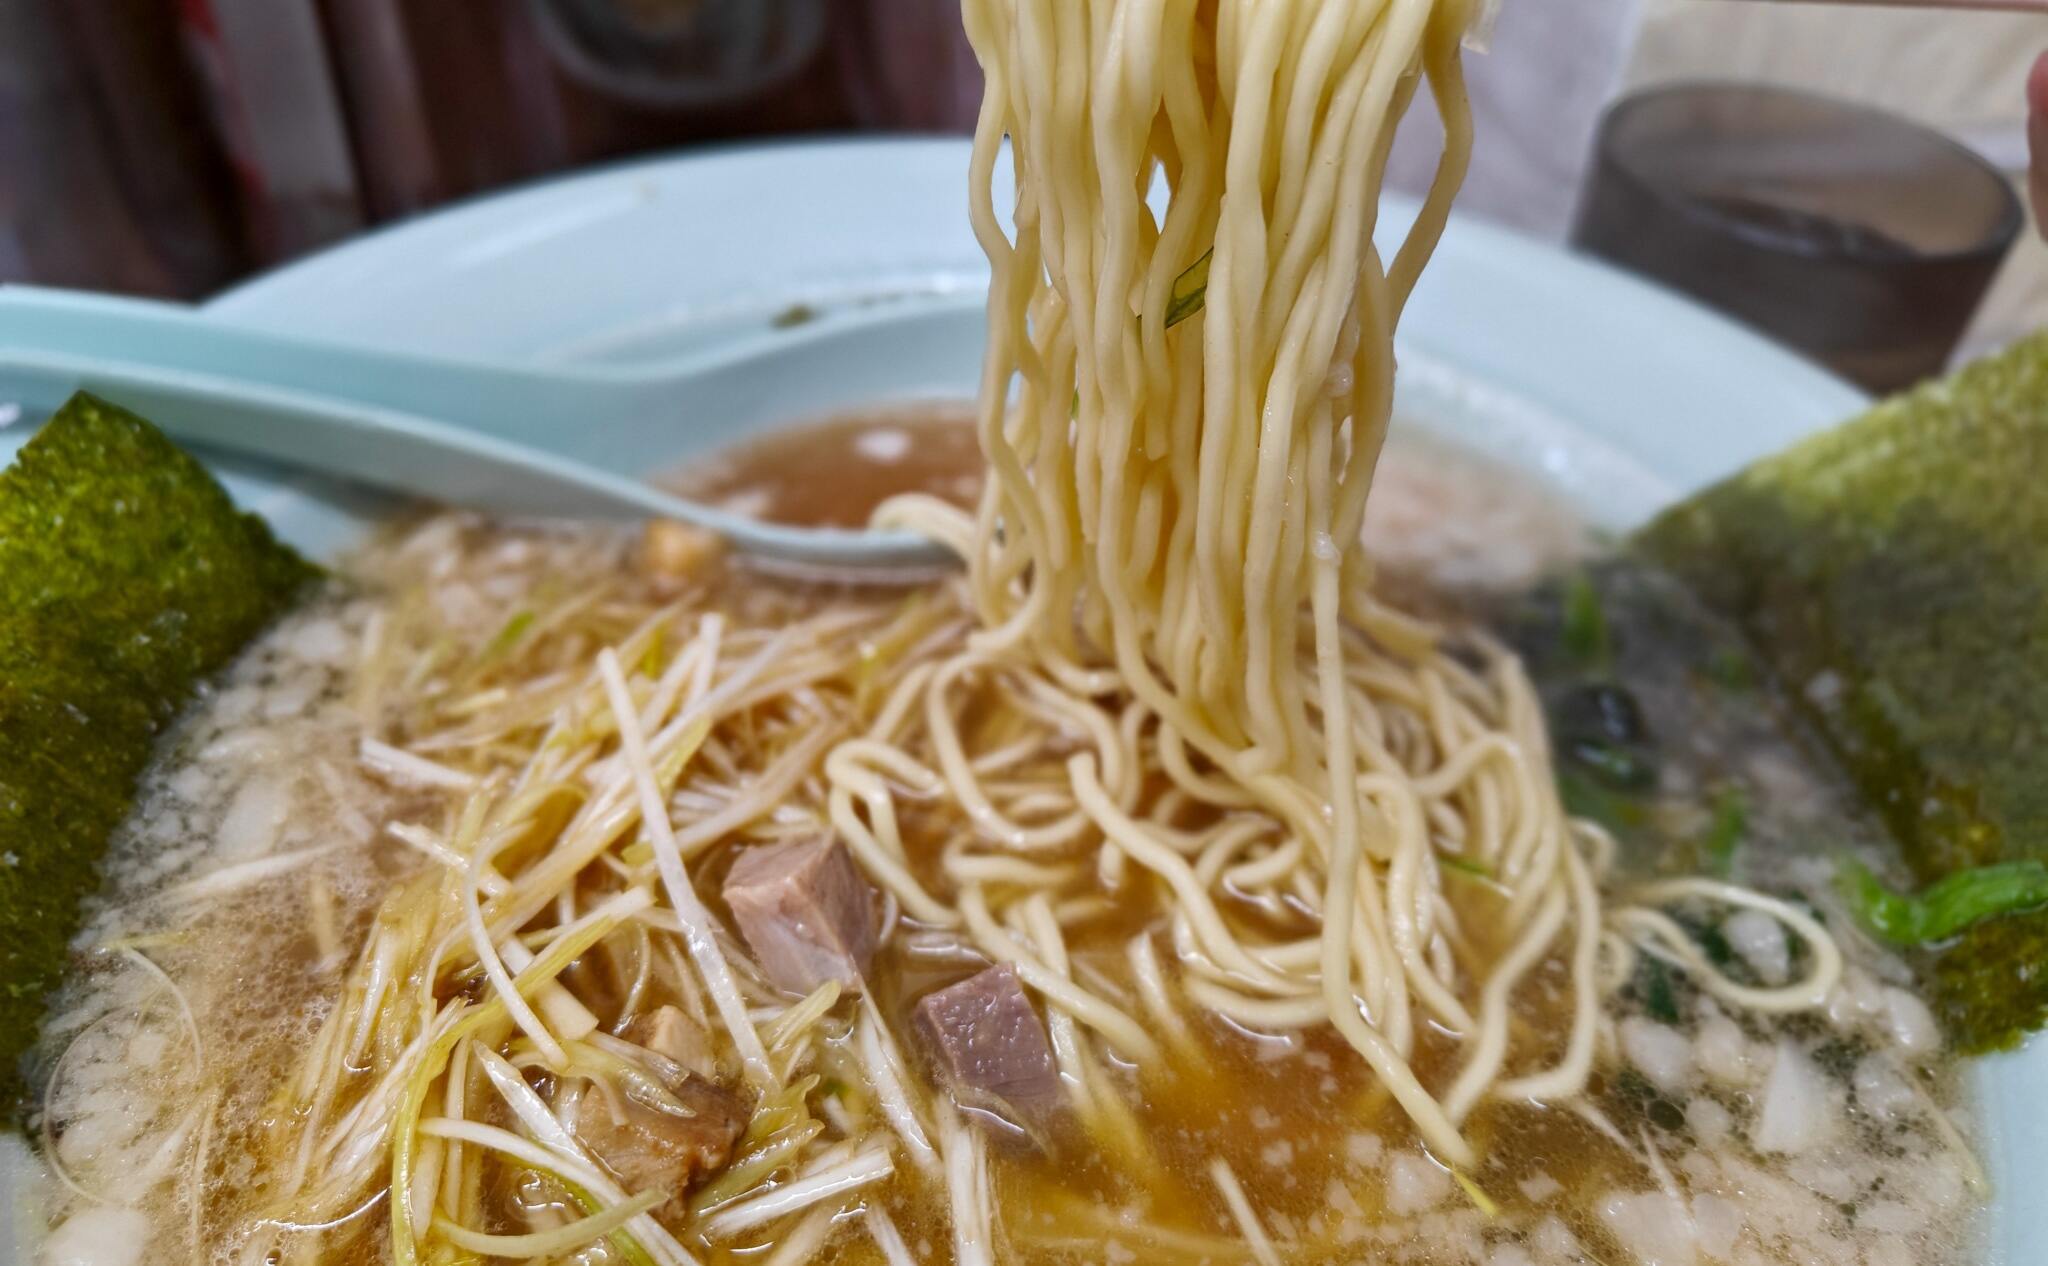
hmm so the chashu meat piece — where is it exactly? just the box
[621,1005,716,1080]
[722,837,878,995]
[914,964,1062,1117]
[572,1071,749,1199]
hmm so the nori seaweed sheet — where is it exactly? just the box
[1,393,315,1121]
[1639,332,2048,1052]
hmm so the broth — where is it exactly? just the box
[25,418,1982,1266]
[664,401,985,529]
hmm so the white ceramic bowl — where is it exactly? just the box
[3,138,2028,1262]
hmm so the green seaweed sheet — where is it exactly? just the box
[1,393,315,1120]
[1640,332,2048,1052]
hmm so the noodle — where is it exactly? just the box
[865,0,1536,1164]
[851,0,1843,1168]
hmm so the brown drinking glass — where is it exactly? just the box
[1572,82,2024,393]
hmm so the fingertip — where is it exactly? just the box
[2028,50,2048,118]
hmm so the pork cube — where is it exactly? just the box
[723,837,878,995]
[621,1005,716,1080]
[572,1073,748,1198]
[914,964,1062,1114]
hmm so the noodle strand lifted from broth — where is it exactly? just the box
[865,0,1838,1169]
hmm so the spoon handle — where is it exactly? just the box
[0,284,987,478]
[0,287,956,575]
[0,286,622,436]
[0,345,658,519]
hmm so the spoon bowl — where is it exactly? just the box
[0,285,980,577]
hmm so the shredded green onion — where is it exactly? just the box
[389,911,628,1266]
[1636,954,1680,1024]
[1701,786,1748,878]
[1704,646,1755,691]
[763,980,842,1054]
[1570,740,1654,790]
[1561,571,1610,668]
[637,624,666,678]
[432,1189,662,1257]
[1164,248,1213,329]
[1452,1168,1499,1218]
[853,593,938,714]
[477,610,535,666]
[1837,857,2048,945]
[1439,855,1508,896]
[689,1119,826,1217]
[742,1073,821,1147]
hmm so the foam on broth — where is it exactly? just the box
[25,410,1983,1266]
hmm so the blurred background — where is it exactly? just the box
[3,0,2044,387]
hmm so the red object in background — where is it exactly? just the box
[0,0,980,299]
[1,0,249,296]
[179,0,366,262]
[2028,50,2048,236]
[313,0,856,222]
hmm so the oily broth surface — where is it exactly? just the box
[660,400,1587,600]
[663,401,986,530]
[30,414,1980,1266]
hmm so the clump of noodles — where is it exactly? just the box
[868,0,1843,1166]
[52,3,1870,1262]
